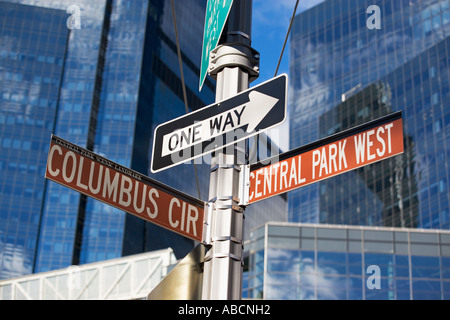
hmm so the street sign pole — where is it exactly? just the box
[202,0,258,300]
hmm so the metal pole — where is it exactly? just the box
[202,0,259,300]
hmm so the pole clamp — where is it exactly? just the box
[202,202,214,246]
[238,164,250,206]
[204,252,242,263]
[209,44,260,83]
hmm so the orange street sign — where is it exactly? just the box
[45,135,206,242]
[247,112,404,204]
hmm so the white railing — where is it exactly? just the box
[0,248,177,300]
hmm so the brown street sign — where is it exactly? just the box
[246,112,404,204]
[45,135,206,242]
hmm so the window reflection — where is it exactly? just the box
[247,224,450,300]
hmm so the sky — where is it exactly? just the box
[251,0,325,85]
[250,0,325,151]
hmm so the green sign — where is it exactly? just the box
[199,0,233,91]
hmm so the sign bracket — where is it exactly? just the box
[202,202,214,246]
[209,43,260,83]
[238,164,250,207]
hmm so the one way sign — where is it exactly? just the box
[151,74,287,173]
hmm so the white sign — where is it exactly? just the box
[152,74,288,173]
[161,91,278,157]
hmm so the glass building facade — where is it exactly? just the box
[0,0,217,279]
[289,0,450,229]
[0,0,287,280]
[246,223,450,300]
[264,0,450,300]
[0,1,70,279]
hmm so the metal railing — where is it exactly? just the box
[0,248,176,300]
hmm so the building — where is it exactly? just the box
[318,82,420,228]
[261,0,450,299]
[0,0,73,279]
[0,0,209,278]
[1,0,216,279]
[0,0,286,281]
[289,0,450,229]
[245,222,450,300]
